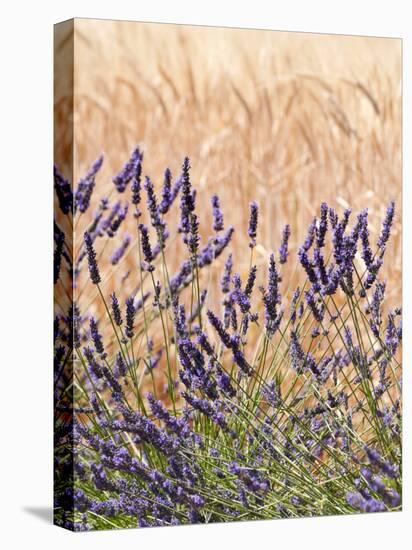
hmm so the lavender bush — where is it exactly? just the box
[54,148,402,531]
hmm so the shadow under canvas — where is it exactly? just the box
[23,506,53,524]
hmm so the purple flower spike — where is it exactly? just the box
[289,331,305,373]
[245,265,257,297]
[346,492,385,513]
[54,225,65,284]
[358,209,373,270]
[89,316,106,358]
[262,254,282,336]
[364,445,399,479]
[159,168,172,214]
[298,248,318,285]
[328,207,338,228]
[302,218,317,252]
[113,147,142,193]
[110,292,122,326]
[54,165,73,215]
[187,213,200,256]
[316,202,328,249]
[279,224,291,264]
[211,194,224,232]
[110,233,131,265]
[84,231,101,284]
[144,176,163,229]
[207,310,232,349]
[75,155,104,213]
[106,202,129,238]
[139,224,154,271]
[377,201,395,252]
[114,352,127,377]
[125,296,136,339]
[231,273,251,314]
[305,288,325,322]
[131,159,142,212]
[221,254,233,294]
[248,201,259,247]
[180,157,195,235]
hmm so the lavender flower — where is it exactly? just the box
[245,265,257,297]
[316,202,328,248]
[262,254,282,336]
[279,224,291,264]
[302,218,316,252]
[113,147,141,192]
[289,331,306,373]
[298,248,318,286]
[89,317,105,357]
[144,176,164,230]
[261,380,281,408]
[221,254,233,294]
[114,352,127,377]
[75,155,103,213]
[182,392,229,432]
[290,287,300,324]
[377,201,395,252]
[304,288,324,322]
[106,203,129,238]
[364,446,399,479]
[207,310,232,349]
[54,226,65,284]
[358,209,373,269]
[211,194,224,232]
[131,159,142,215]
[110,292,122,326]
[84,231,101,284]
[180,157,195,235]
[385,311,401,356]
[125,297,135,339]
[369,281,385,337]
[110,233,131,265]
[231,273,250,314]
[187,213,200,256]
[159,168,173,214]
[328,206,338,228]
[139,223,154,271]
[54,166,73,215]
[346,491,385,513]
[83,346,103,379]
[70,304,82,349]
[248,201,258,247]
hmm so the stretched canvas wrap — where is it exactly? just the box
[54,18,402,531]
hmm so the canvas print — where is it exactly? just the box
[53,19,402,531]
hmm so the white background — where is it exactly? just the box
[0,1,409,548]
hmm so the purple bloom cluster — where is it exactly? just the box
[110,233,131,265]
[113,147,142,193]
[54,224,65,284]
[54,150,401,531]
[262,254,282,336]
[138,223,154,270]
[84,231,101,284]
[248,201,259,247]
[211,194,224,232]
[279,224,291,264]
[54,166,73,215]
[75,155,104,213]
